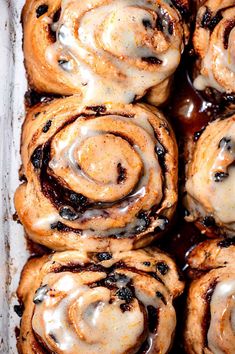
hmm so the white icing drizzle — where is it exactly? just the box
[32,272,145,354]
[209,146,235,224]
[33,213,59,229]
[193,43,228,92]
[193,6,235,93]
[186,119,235,230]
[45,0,183,104]
[32,266,178,354]
[207,278,235,354]
[33,112,164,237]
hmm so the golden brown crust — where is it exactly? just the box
[184,239,235,354]
[14,97,178,252]
[184,114,235,237]
[17,256,49,354]
[193,0,235,98]
[22,0,189,105]
[187,238,235,270]
[17,248,184,354]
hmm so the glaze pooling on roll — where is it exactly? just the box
[32,273,145,354]
[185,239,235,354]
[32,273,145,353]
[22,0,188,105]
[14,98,178,251]
[184,114,235,236]
[48,115,159,205]
[35,114,162,234]
[17,248,184,354]
[193,0,235,97]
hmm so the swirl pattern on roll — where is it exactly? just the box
[193,0,235,101]
[184,114,235,237]
[22,0,189,105]
[14,97,178,251]
[184,238,235,354]
[17,248,184,354]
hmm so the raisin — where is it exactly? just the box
[69,193,87,206]
[218,238,235,248]
[135,211,150,233]
[208,13,222,31]
[116,287,133,303]
[120,303,131,312]
[14,304,24,317]
[49,333,59,343]
[117,163,127,184]
[193,128,205,141]
[143,261,151,266]
[36,4,48,18]
[53,8,61,23]
[59,206,78,221]
[168,21,174,35]
[201,7,211,28]
[147,305,159,333]
[224,94,235,103]
[58,59,69,67]
[171,0,189,17]
[155,143,166,159]
[42,120,52,133]
[218,137,232,150]
[58,59,68,66]
[50,221,66,231]
[156,262,169,275]
[142,19,152,29]
[97,252,112,261]
[202,216,215,228]
[156,17,163,31]
[214,172,229,182]
[142,57,162,65]
[31,147,43,169]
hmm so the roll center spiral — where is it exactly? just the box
[32,272,146,354]
[77,134,142,186]
[98,7,165,59]
[49,120,145,202]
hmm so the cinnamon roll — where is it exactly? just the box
[17,248,184,354]
[184,238,235,354]
[184,114,235,237]
[22,0,189,105]
[14,97,178,251]
[193,0,235,107]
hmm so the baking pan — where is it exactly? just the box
[0,1,27,352]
